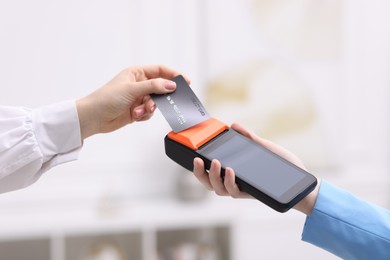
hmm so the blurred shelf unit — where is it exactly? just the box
[0,227,229,260]
[0,198,234,260]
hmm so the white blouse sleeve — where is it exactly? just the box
[0,100,82,193]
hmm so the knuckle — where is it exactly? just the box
[149,78,161,89]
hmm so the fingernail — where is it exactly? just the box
[165,81,176,90]
[151,104,157,112]
[135,107,145,117]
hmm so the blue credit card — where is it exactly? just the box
[151,75,210,133]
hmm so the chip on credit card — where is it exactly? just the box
[151,75,210,133]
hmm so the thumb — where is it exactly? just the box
[231,123,273,149]
[131,78,176,97]
[231,123,259,142]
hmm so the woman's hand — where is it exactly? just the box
[76,65,189,139]
[193,122,320,215]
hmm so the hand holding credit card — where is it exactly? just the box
[151,75,317,213]
[151,75,210,132]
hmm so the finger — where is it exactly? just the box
[133,98,155,121]
[135,113,153,122]
[134,95,156,114]
[224,167,253,199]
[223,167,241,198]
[231,123,306,169]
[209,159,229,196]
[232,122,282,153]
[134,110,154,122]
[131,78,177,98]
[144,96,157,113]
[231,123,261,143]
[133,105,146,119]
[193,158,213,191]
[140,64,191,84]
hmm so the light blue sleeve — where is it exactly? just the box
[301,181,390,259]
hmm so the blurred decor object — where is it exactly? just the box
[197,243,220,260]
[252,0,342,59]
[158,242,219,260]
[83,240,127,260]
[206,60,337,170]
[96,193,123,218]
[96,176,126,218]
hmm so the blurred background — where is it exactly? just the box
[0,0,389,259]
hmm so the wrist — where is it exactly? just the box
[76,96,100,140]
[294,179,321,215]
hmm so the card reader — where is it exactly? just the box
[164,117,317,213]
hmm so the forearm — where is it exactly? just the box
[0,101,82,193]
[301,181,390,259]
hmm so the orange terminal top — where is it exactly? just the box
[167,117,229,150]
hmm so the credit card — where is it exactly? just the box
[151,75,210,133]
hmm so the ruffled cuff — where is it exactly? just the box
[32,100,82,171]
